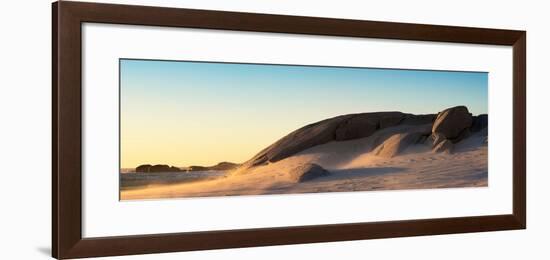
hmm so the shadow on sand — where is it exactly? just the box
[313,166,406,183]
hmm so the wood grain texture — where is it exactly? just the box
[512,33,527,227]
[52,1,526,259]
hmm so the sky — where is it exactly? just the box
[120,59,488,168]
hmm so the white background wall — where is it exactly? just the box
[0,0,547,259]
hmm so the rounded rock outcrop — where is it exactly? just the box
[289,163,330,183]
[432,106,472,140]
[135,164,152,173]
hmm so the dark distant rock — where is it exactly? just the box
[150,164,173,172]
[209,162,239,171]
[188,165,209,171]
[471,114,488,132]
[289,163,330,183]
[432,106,473,140]
[185,162,239,172]
[135,164,180,172]
[135,164,152,173]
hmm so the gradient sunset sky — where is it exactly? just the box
[120,59,488,168]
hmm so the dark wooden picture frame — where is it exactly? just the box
[52,1,526,259]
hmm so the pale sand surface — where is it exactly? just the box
[120,126,487,200]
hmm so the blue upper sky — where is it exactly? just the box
[121,59,488,115]
[120,59,488,167]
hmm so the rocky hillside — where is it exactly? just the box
[238,106,487,172]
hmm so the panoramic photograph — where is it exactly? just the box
[119,59,488,200]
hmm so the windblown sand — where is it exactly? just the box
[120,127,487,200]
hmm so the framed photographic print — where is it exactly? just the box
[52,1,526,259]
